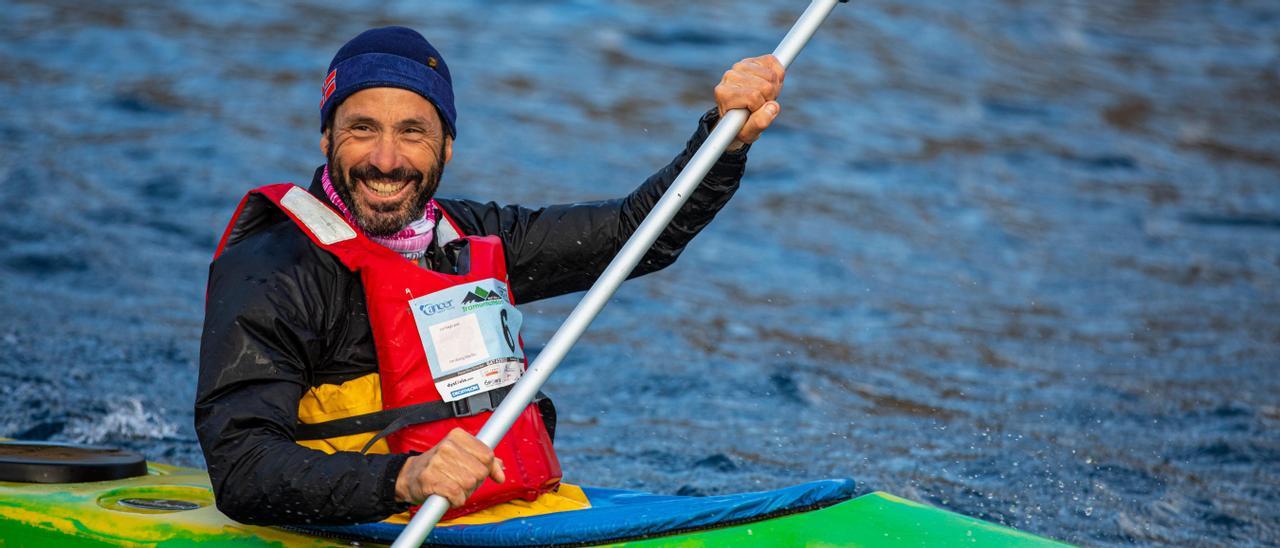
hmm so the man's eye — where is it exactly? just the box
[351,125,373,133]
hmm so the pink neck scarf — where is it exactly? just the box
[321,164,438,260]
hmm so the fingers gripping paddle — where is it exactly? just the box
[391,1,847,545]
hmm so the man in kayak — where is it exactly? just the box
[195,26,784,525]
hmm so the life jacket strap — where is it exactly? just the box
[292,387,554,453]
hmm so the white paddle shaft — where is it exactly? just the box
[391,2,844,545]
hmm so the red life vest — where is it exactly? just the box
[213,183,561,519]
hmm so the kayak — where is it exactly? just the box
[0,442,1065,546]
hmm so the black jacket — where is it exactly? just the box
[195,109,748,525]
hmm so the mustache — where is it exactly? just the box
[347,164,424,185]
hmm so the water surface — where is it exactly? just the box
[1,1,1277,545]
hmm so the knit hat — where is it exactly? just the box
[319,26,456,137]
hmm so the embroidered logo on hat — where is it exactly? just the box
[320,69,337,109]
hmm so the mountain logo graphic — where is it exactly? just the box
[461,286,504,306]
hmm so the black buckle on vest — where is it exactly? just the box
[450,387,506,418]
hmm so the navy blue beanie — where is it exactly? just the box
[320,26,456,138]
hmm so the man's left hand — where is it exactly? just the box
[715,54,786,152]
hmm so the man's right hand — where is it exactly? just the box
[394,428,505,508]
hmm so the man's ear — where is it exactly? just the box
[320,130,331,157]
[443,135,454,166]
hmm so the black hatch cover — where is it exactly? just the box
[0,441,147,483]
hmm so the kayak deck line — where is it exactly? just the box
[555,497,848,547]
[0,460,1068,547]
[295,480,858,547]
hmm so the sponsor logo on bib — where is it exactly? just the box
[417,299,454,316]
[461,285,506,311]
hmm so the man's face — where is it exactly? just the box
[322,87,453,236]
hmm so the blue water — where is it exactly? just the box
[2,1,1278,545]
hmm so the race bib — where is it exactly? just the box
[408,278,525,402]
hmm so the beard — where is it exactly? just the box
[327,146,445,236]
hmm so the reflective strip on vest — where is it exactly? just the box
[278,186,357,244]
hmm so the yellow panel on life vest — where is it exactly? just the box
[295,373,390,455]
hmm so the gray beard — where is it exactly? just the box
[326,150,444,236]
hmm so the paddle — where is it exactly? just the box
[390,1,847,545]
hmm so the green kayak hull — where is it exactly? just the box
[0,463,1065,546]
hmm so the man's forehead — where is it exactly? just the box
[335,87,442,125]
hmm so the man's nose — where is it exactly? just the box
[367,135,402,175]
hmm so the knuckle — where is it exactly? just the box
[440,481,459,497]
[422,462,438,477]
[464,440,490,458]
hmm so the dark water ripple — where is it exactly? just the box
[2,0,1279,545]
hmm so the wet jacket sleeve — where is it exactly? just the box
[437,108,748,302]
[195,223,410,525]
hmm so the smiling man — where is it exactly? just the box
[196,26,784,525]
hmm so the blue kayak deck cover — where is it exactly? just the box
[304,478,856,546]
